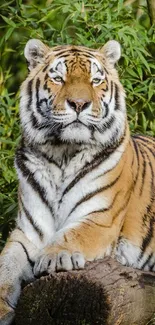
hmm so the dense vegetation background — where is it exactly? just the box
[0,0,155,251]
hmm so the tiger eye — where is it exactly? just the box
[53,76,63,83]
[92,78,101,84]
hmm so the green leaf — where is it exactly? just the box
[126,67,138,78]
[148,80,154,101]
[136,66,143,80]
[136,50,151,73]
[1,15,16,27]
[4,27,15,40]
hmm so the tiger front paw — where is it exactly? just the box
[33,250,85,276]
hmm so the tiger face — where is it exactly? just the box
[20,39,126,146]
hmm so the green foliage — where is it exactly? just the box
[0,0,155,249]
[0,88,19,249]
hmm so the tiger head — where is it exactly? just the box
[20,39,126,146]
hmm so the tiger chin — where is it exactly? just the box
[0,38,154,324]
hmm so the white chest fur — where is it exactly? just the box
[16,142,124,248]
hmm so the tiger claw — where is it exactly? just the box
[34,250,85,276]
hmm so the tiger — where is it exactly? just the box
[0,38,154,325]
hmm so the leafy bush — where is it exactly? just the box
[0,0,155,250]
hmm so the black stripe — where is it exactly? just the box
[67,172,122,218]
[92,63,102,74]
[76,60,87,72]
[132,134,155,145]
[44,73,48,80]
[42,64,49,72]
[109,127,120,146]
[104,67,109,75]
[71,190,120,220]
[58,53,77,58]
[30,112,52,130]
[31,112,47,129]
[68,48,96,55]
[15,149,54,217]
[133,136,155,158]
[31,112,39,128]
[141,214,155,256]
[114,190,132,222]
[53,49,71,55]
[16,226,24,233]
[52,46,69,52]
[95,152,123,181]
[49,68,55,73]
[103,102,109,118]
[1,297,15,310]
[66,59,74,65]
[36,78,40,110]
[109,81,113,104]
[37,98,50,118]
[149,261,155,272]
[140,143,154,202]
[141,147,154,226]
[31,78,46,125]
[100,82,108,91]
[84,219,110,228]
[20,197,44,240]
[132,138,140,186]
[114,83,120,110]
[88,190,121,215]
[143,201,154,227]
[105,75,108,83]
[82,52,97,58]
[141,253,153,270]
[43,80,51,92]
[42,152,60,168]
[100,82,108,92]
[60,151,110,199]
[38,98,48,108]
[27,79,33,111]
[97,116,116,133]
[69,61,76,72]
[9,240,34,268]
[140,145,154,255]
[145,146,155,158]
[55,48,96,58]
[60,136,125,201]
[45,122,63,138]
[131,140,135,168]
[138,145,147,196]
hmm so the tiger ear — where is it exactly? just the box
[100,40,121,66]
[24,39,50,70]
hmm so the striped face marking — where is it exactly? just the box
[90,59,105,86]
[21,42,126,145]
[49,58,67,84]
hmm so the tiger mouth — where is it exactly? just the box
[63,120,86,128]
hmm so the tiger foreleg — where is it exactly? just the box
[33,216,121,276]
[0,228,39,325]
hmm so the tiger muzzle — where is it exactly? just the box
[66,99,91,113]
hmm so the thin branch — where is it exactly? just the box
[147,0,155,25]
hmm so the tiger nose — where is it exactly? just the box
[66,99,91,113]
